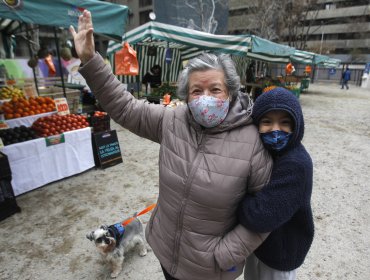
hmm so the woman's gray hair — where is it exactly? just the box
[176,52,241,101]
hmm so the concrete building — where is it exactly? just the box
[112,0,154,31]
[228,0,370,64]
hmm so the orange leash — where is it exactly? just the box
[121,203,157,226]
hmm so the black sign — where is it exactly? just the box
[92,130,123,169]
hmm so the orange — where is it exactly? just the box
[37,97,45,104]
[3,107,12,114]
[45,97,54,104]
[30,100,38,106]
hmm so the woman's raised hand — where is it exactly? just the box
[69,10,95,64]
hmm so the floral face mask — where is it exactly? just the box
[188,95,230,128]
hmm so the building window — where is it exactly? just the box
[325,3,336,10]
[128,12,134,25]
[139,10,151,25]
[139,0,152,7]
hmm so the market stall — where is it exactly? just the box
[1,126,94,196]
[0,0,129,96]
[106,20,252,96]
[107,21,341,100]
[0,2,130,202]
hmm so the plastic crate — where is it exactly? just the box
[0,152,21,221]
[290,88,301,98]
[0,152,11,180]
[89,114,111,133]
[300,78,310,91]
[0,178,21,221]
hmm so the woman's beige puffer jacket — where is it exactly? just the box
[80,54,272,280]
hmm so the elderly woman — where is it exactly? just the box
[71,10,272,280]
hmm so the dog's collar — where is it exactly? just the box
[108,223,125,247]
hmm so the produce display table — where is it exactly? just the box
[5,111,56,128]
[1,127,94,196]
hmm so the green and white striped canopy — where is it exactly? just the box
[290,50,340,68]
[107,21,255,83]
[314,54,341,68]
[108,21,252,60]
[107,21,340,83]
[249,36,295,64]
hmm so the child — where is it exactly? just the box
[239,87,314,280]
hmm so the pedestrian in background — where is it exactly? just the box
[341,66,351,90]
[142,64,162,93]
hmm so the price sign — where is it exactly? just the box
[23,85,37,98]
[54,98,70,115]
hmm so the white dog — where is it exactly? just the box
[86,218,147,278]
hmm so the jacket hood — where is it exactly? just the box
[251,87,304,150]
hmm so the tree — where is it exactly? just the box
[171,0,228,34]
[239,0,320,50]
[283,0,320,50]
[240,0,283,41]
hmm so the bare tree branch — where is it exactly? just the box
[171,0,227,34]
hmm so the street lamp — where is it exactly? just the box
[319,22,324,54]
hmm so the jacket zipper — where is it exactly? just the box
[170,131,204,276]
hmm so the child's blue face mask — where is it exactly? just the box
[260,130,292,152]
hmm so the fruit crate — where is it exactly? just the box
[88,113,111,133]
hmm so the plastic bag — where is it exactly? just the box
[45,54,56,76]
[115,42,139,76]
